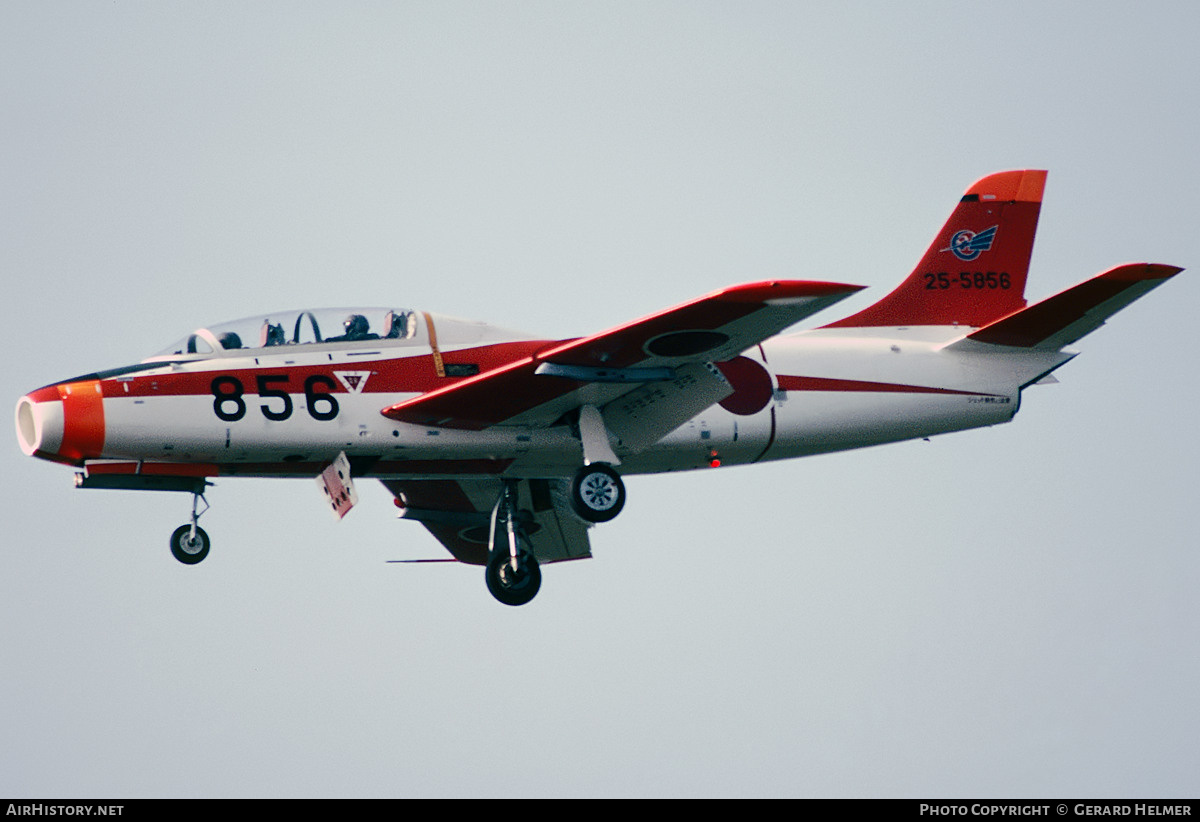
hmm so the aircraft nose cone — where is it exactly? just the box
[15,381,105,464]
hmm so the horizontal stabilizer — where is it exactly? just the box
[960,263,1182,350]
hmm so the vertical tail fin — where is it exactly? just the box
[826,170,1047,328]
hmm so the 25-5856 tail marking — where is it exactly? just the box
[923,271,1012,290]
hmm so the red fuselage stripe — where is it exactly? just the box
[96,341,551,399]
[775,375,991,396]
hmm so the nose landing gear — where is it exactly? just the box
[170,488,211,565]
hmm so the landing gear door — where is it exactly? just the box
[316,451,358,519]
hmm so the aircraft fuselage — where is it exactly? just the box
[17,319,1064,481]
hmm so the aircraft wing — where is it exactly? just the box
[380,280,862,431]
[381,478,590,566]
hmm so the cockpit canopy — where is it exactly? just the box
[148,307,418,360]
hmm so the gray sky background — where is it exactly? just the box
[2,1,1197,798]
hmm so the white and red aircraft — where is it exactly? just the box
[15,170,1180,605]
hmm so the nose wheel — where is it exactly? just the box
[170,488,211,565]
[170,524,210,564]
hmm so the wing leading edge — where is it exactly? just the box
[380,280,863,431]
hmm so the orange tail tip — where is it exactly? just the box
[963,169,1047,203]
[826,170,1047,329]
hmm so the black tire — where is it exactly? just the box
[170,524,210,565]
[570,463,626,523]
[485,550,541,606]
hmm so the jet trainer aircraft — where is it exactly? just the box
[15,170,1181,605]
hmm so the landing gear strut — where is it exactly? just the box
[484,480,541,606]
[170,488,211,565]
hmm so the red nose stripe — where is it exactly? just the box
[57,380,105,461]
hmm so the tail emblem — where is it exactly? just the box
[945,225,998,261]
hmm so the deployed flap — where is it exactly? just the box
[959,263,1182,350]
[381,478,591,566]
[604,362,733,452]
[380,280,861,430]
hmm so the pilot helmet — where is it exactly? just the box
[343,314,369,338]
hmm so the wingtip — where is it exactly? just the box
[1098,263,1185,282]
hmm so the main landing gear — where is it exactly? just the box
[569,463,626,523]
[169,487,211,565]
[569,405,627,524]
[482,465,627,606]
[485,481,541,606]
